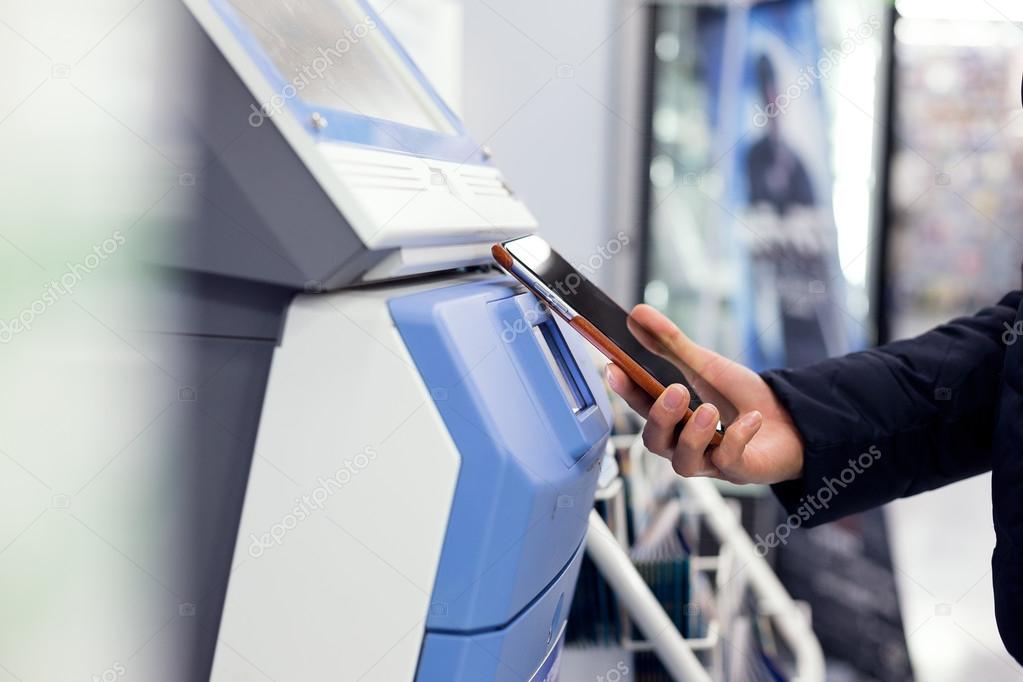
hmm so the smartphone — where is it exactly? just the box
[493,235,724,445]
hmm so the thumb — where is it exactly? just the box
[627,304,762,409]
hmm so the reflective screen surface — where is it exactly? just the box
[228,0,451,133]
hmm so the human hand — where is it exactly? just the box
[605,304,804,485]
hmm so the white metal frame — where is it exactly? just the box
[584,434,825,682]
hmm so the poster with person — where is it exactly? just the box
[688,2,912,679]
[698,0,863,370]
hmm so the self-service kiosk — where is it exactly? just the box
[174,1,612,680]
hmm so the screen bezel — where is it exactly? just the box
[210,0,485,163]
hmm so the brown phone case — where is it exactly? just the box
[492,244,723,447]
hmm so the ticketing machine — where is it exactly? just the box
[175,1,612,680]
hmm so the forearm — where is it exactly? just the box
[763,291,1021,525]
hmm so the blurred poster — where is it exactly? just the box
[689,3,914,680]
[699,0,858,369]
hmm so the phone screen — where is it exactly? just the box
[503,235,703,411]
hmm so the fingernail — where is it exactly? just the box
[663,385,684,409]
[694,404,715,428]
[605,365,619,391]
[741,411,763,429]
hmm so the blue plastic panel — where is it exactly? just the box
[415,538,584,682]
[390,277,610,632]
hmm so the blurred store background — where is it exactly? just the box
[401,1,1023,679]
[0,0,1020,680]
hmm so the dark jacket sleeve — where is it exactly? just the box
[762,290,1022,526]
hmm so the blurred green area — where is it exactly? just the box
[0,2,196,679]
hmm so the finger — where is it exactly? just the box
[709,410,763,475]
[697,457,724,480]
[671,403,720,477]
[625,312,673,360]
[628,304,761,407]
[625,313,731,416]
[641,384,690,455]
[628,304,730,377]
[605,364,654,417]
[625,308,725,406]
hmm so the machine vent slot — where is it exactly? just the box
[462,176,512,198]
[327,153,429,191]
